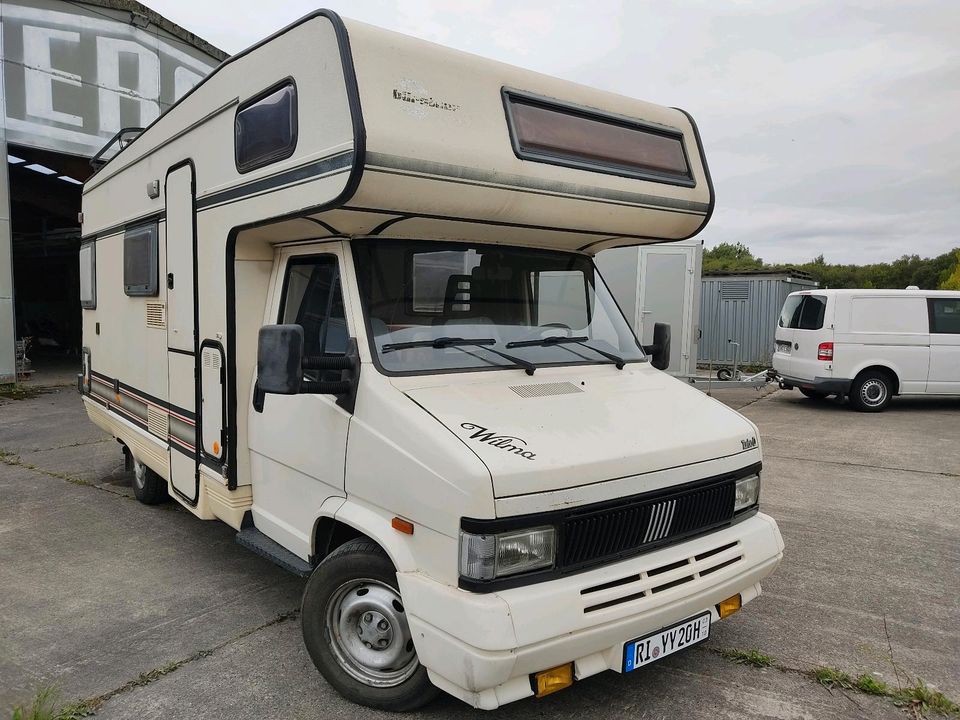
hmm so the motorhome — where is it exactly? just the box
[773,289,960,411]
[78,11,783,711]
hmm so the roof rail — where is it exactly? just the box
[90,127,145,171]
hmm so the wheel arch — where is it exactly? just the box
[852,364,900,395]
[311,500,418,573]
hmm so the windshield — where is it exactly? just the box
[352,240,645,375]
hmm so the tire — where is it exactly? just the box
[301,539,440,712]
[131,456,169,504]
[799,387,830,400]
[850,370,893,412]
[717,367,733,381]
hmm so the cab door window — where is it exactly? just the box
[279,256,347,381]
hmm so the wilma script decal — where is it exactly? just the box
[459,423,536,461]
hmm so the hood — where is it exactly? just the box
[402,365,759,499]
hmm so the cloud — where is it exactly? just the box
[145,0,960,263]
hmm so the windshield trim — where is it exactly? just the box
[350,239,647,378]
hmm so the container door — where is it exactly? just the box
[638,250,690,373]
[247,244,351,559]
[165,163,199,503]
[927,297,960,393]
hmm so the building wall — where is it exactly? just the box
[698,274,818,367]
[0,0,223,380]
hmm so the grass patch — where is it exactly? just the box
[812,665,856,690]
[719,648,777,668]
[854,673,890,696]
[0,384,44,401]
[10,686,93,720]
[894,680,960,717]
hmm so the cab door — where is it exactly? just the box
[927,297,960,393]
[247,243,352,559]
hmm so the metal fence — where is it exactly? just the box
[698,274,818,366]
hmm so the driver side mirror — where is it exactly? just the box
[643,322,672,371]
[254,324,360,412]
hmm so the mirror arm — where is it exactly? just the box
[302,355,356,371]
[301,380,352,395]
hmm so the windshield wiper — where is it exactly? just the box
[505,335,627,369]
[380,336,536,375]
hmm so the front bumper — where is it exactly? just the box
[398,512,783,709]
[776,373,851,394]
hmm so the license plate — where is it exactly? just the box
[623,612,711,672]
[776,342,791,354]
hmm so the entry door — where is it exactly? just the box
[248,244,352,559]
[927,298,960,393]
[638,250,690,373]
[165,163,199,502]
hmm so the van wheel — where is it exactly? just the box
[850,371,892,412]
[301,539,440,711]
[799,387,829,400]
[131,456,168,504]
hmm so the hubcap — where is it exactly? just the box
[133,458,146,488]
[860,379,886,406]
[325,579,417,687]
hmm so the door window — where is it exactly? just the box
[780,295,826,330]
[279,256,347,381]
[930,299,960,334]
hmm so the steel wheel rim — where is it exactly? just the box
[325,578,418,687]
[860,379,886,406]
[133,458,146,489]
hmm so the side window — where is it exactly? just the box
[532,270,589,330]
[79,241,96,309]
[235,81,297,172]
[930,299,960,334]
[123,223,159,296]
[796,295,827,330]
[779,295,802,328]
[279,256,347,380]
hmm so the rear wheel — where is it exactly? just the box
[850,370,893,412]
[717,367,733,381]
[799,387,830,400]
[301,539,439,711]
[131,457,168,504]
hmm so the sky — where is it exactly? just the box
[145,0,959,264]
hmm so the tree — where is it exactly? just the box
[703,242,764,273]
[941,251,960,290]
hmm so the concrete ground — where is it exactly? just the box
[1,384,957,719]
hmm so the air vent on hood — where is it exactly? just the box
[509,381,583,398]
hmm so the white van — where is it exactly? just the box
[78,10,783,711]
[773,289,960,411]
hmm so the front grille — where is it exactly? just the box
[560,476,736,571]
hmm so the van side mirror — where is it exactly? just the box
[643,322,672,371]
[255,324,360,413]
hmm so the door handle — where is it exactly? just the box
[167,273,174,290]
[794,343,799,350]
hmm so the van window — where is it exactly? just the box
[533,270,589,329]
[930,299,960,334]
[411,249,482,313]
[79,241,96,309]
[279,256,347,380]
[779,295,826,330]
[235,82,297,172]
[123,223,159,296]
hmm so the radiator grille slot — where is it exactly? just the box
[146,405,169,438]
[146,302,166,329]
[509,381,583,398]
[561,477,736,571]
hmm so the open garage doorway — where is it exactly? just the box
[8,146,92,383]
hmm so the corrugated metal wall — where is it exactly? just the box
[698,275,818,365]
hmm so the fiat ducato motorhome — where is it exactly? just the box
[773,289,960,411]
[78,11,784,710]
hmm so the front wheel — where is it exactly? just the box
[850,371,893,412]
[301,539,439,711]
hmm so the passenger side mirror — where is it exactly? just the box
[643,322,672,371]
[255,324,360,413]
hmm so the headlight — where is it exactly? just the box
[459,526,555,581]
[734,474,760,512]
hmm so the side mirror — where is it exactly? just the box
[257,324,304,395]
[255,324,361,413]
[643,322,672,371]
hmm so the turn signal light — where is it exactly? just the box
[817,342,834,361]
[533,663,574,698]
[718,593,742,619]
[391,517,414,535]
